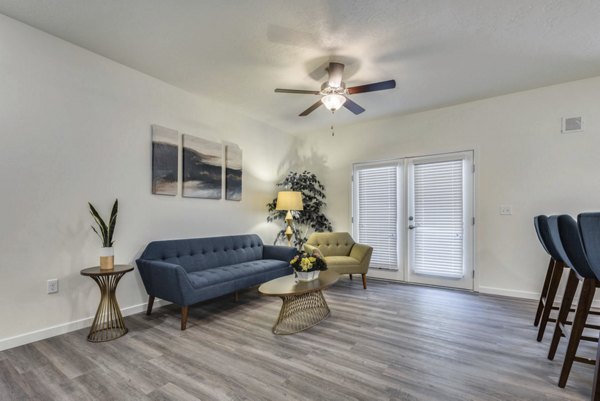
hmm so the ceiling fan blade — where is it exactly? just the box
[327,62,345,88]
[299,100,323,116]
[347,80,396,94]
[275,88,320,95]
[343,97,365,115]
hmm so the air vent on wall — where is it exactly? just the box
[562,116,583,134]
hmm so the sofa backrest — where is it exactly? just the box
[306,232,355,257]
[139,234,264,273]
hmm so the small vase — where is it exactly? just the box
[296,270,320,282]
[99,247,114,270]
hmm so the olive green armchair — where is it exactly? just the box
[304,232,373,289]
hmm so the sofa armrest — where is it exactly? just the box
[136,259,192,306]
[350,243,373,272]
[263,245,296,263]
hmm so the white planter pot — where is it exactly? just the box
[100,247,114,270]
[296,270,320,282]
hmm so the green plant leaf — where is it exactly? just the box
[89,202,109,247]
[107,199,118,246]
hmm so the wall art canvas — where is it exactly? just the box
[182,134,222,199]
[225,144,242,201]
[151,125,179,196]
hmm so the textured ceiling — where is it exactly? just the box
[2,0,600,134]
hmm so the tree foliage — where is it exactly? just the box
[267,171,332,248]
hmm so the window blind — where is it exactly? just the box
[412,159,464,278]
[355,165,398,270]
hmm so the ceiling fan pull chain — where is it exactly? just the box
[330,112,335,136]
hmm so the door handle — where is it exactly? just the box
[408,225,416,230]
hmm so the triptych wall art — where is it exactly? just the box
[151,125,242,200]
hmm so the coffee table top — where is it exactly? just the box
[258,270,339,297]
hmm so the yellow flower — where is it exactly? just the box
[300,258,312,271]
[308,257,316,263]
[290,256,298,264]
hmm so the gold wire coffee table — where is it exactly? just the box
[258,270,339,335]
[80,264,134,342]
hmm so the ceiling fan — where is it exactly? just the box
[274,62,396,116]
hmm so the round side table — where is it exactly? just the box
[80,264,134,342]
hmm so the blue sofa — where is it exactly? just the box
[136,234,295,330]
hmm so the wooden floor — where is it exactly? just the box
[0,277,597,400]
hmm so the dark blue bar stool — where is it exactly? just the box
[578,212,600,400]
[551,214,600,393]
[534,215,569,341]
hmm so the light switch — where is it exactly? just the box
[499,205,512,215]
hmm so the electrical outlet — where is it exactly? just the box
[499,205,513,215]
[47,279,58,294]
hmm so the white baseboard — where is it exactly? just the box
[479,285,600,309]
[478,286,539,300]
[0,299,170,352]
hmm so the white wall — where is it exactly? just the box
[0,14,293,348]
[296,76,600,298]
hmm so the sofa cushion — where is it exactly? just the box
[139,234,264,273]
[324,256,362,274]
[187,259,289,289]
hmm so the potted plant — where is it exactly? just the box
[89,199,118,270]
[290,250,327,282]
[267,171,333,248]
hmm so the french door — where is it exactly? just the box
[353,151,474,290]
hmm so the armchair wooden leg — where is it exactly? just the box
[234,291,239,302]
[362,274,367,289]
[181,306,189,331]
[146,295,155,315]
[349,274,353,280]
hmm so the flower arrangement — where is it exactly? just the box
[290,250,327,273]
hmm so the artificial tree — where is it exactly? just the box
[267,171,332,248]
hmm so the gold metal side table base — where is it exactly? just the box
[81,265,133,342]
[273,290,331,335]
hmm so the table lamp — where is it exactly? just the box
[275,191,304,247]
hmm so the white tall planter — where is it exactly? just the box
[296,270,320,282]
[99,247,114,270]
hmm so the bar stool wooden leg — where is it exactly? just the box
[535,258,555,327]
[593,341,600,401]
[559,278,596,388]
[537,261,565,342]
[548,269,579,360]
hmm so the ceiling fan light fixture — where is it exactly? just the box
[321,94,346,112]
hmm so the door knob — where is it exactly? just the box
[408,225,416,230]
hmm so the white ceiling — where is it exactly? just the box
[2,0,600,134]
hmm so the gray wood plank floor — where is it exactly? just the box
[0,277,596,400]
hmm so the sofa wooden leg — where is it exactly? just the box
[362,274,367,289]
[146,295,155,315]
[234,291,239,302]
[181,306,189,331]
[349,274,353,280]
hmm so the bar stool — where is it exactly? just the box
[578,212,600,400]
[549,215,600,393]
[534,215,569,341]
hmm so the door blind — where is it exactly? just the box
[412,159,464,278]
[355,165,398,270]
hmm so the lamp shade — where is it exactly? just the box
[275,191,303,211]
[321,94,346,112]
